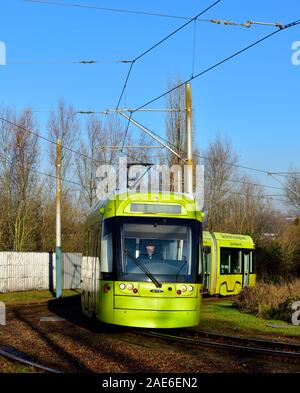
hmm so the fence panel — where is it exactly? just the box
[63,253,82,289]
[0,252,82,293]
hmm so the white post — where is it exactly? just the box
[56,138,62,298]
[186,83,193,195]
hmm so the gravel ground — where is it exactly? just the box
[0,355,39,373]
[0,302,299,373]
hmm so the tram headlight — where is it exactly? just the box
[127,283,134,291]
[187,285,194,292]
[119,283,126,290]
[181,285,187,292]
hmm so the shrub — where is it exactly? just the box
[234,278,300,320]
[268,295,300,323]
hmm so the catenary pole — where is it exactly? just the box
[56,138,62,298]
[185,83,193,195]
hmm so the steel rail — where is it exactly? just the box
[187,329,300,351]
[135,331,300,359]
[0,347,63,373]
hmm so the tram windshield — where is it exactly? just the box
[118,218,200,283]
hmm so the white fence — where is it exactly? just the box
[0,252,82,293]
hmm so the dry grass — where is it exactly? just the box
[234,278,300,320]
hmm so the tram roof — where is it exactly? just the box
[88,190,204,222]
[203,231,255,248]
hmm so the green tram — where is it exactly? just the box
[81,191,204,328]
[202,232,256,296]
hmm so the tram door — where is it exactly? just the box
[202,246,211,294]
[243,251,250,287]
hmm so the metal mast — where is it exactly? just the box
[56,138,62,298]
[185,83,193,195]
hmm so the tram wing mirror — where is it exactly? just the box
[202,246,211,254]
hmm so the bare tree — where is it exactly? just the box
[203,134,238,230]
[284,168,300,213]
[223,177,275,237]
[125,130,156,163]
[76,114,138,208]
[100,114,126,166]
[0,108,40,251]
[76,116,104,209]
[48,98,80,189]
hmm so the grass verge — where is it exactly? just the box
[198,299,300,340]
[0,289,80,304]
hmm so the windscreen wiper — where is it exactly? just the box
[124,249,162,288]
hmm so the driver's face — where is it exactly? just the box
[146,245,155,254]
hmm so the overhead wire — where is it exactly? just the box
[110,15,298,189]
[227,191,287,204]
[113,15,299,188]
[23,0,295,183]
[114,114,292,179]
[7,5,300,196]
[76,109,294,186]
[132,18,300,113]
[226,179,283,192]
[8,59,132,65]
[0,115,161,169]
[24,0,212,20]
[0,116,104,166]
[23,0,297,180]
[0,116,290,200]
[116,61,135,110]
[133,1,221,63]
[268,173,300,199]
[24,0,285,29]
[120,113,132,154]
[115,0,221,109]
[0,152,82,187]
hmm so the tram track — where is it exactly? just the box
[0,346,63,373]
[3,299,300,364]
[1,299,75,373]
[187,329,300,352]
[1,299,300,372]
[133,330,300,359]
[5,301,300,359]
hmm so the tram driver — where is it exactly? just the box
[139,241,163,262]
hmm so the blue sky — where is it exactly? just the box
[0,0,300,210]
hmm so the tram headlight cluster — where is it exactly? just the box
[119,283,138,293]
[176,285,194,295]
[180,285,194,292]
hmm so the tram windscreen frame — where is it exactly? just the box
[115,216,202,283]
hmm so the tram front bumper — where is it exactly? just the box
[113,282,201,328]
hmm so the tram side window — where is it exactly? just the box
[250,251,255,273]
[220,248,242,275]
[101,220,113,273]
[202,246,211,275]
